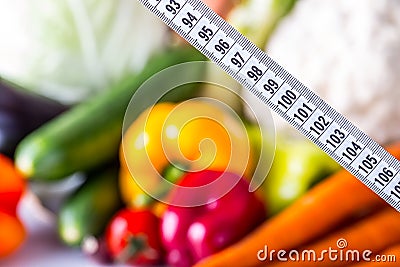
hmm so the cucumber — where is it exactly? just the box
[58,166,122,246]
[15,46,206,181]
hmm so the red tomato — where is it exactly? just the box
[105,209,164,265]
[0,154,25,215]
[0,211,26,258]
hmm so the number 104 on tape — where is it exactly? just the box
[138,0,400,211]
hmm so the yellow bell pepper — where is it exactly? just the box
[119,100,260,209]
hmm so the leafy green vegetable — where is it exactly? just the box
[0,0,167,104]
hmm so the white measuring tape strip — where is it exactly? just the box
[138,0,400,211]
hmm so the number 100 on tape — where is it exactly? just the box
[138,0,400,211]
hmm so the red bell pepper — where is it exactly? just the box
[161,170,266,267]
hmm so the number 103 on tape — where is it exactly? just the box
[138,0,400,211]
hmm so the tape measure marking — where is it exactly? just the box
[138,0,400,211]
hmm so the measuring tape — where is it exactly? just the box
[138,0,400,211]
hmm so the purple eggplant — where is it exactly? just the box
[0,79,67,157]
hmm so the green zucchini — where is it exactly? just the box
[58,166,122,246]
[15,46,206,181]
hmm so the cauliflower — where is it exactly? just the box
[0,0,167,104]
[265,0,400,144]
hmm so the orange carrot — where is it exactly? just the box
[348,243,400,267]
[269,208,400,267]
[195,142,400,267]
